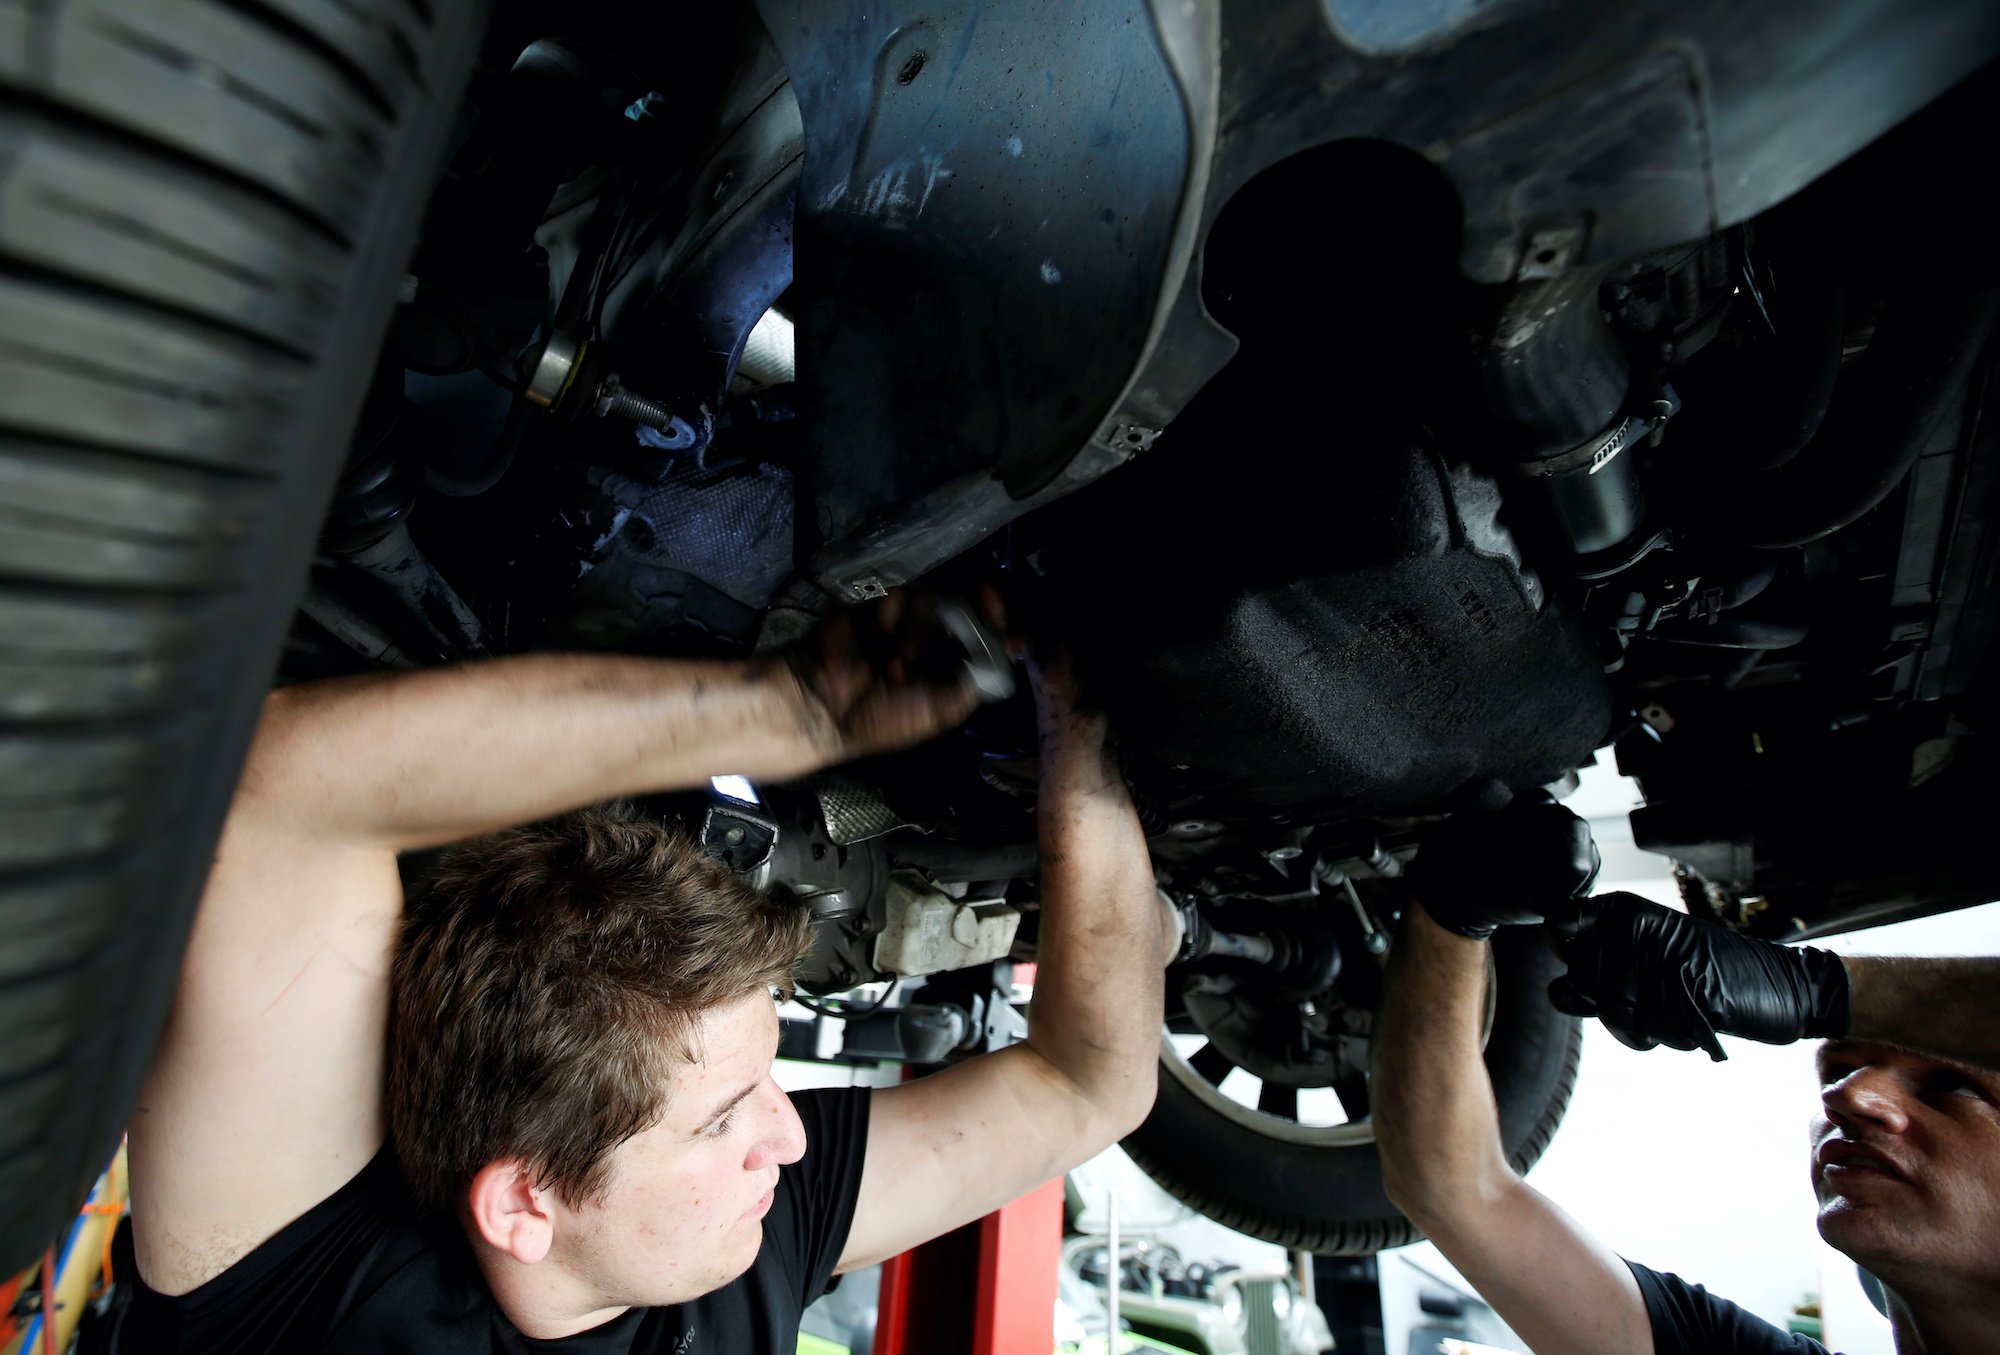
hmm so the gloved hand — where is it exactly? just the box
[1546,892,1851,1061]
[1406,794,1602,941]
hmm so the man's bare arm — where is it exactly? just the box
[1372,906,1653,1355]
[837,661,1164,1271]
[1847,956,2000,1071]
[223,653,944,855]
[132,647,975,1293]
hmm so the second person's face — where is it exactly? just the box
[1810,1038,2000,1291]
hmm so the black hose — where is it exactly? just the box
[299,586,418,669]
[1651,258,1842,477]
[1479,266,1643,556]
[345,522,494,659]
[1735,268,1846,473]
[321,420,416,554]
[1203,929,1279,965]
[435,176,635,500]
[1704,558,1783,611]
[1704,289,2000,550]
[1479,266,1630,460]
[1651,615,1810,650]
[322,378,418,552]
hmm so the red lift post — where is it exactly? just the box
[868,961,1066,1354]
[872,1178,1065,1355]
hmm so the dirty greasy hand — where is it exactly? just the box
[781,589,991,764]
[1546,892,1851,1061]
[1406,793,1601,941]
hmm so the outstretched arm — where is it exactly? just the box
[837,655,1165,1271]
[1848,956,2000,1070]
[1373,905,1654,1355]
[132,609,980,1295]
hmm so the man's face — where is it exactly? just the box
[1810,1038,2000,1288]
[555,988,807,1307]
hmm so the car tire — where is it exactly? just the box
[1123,927,1581,1255]
[0,0,488,1271]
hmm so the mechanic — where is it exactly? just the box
[1373,795,2000,1355]
[115,597,1164,1350]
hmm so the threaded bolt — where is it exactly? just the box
[602,384,677,430]
[593,376,696,449]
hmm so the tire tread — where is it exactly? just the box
[0,0,489,1271]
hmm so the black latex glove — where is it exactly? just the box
[1405,794,1602,941]
[1546,892,1852,1061]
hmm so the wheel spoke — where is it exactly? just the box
[1189,1041,1233,1086]
[1257,1081,1298,1119]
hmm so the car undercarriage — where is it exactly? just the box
[5,0,1998,1263]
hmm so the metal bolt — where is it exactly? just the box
[724,826,746,846]
[601,383,688,439]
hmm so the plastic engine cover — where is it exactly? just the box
[1057,445,1613,810]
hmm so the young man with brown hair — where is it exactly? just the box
[116,604,1165,1350]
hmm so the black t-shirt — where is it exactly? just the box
[1629,1261,1836,1355]
[118,1088,871,1354]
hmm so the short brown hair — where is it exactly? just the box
[387,803,811,1213]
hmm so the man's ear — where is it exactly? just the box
[467,1160,556,1264]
